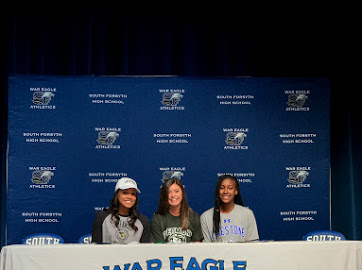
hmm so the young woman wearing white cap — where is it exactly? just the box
[92,177,150,244]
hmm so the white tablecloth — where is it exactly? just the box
[1,241,361,270]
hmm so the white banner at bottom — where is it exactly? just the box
[1,241,362,270]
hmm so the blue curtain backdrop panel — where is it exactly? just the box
[7,76,330,244]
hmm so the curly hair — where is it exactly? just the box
[108,190,139,232]
[212,175,244,238]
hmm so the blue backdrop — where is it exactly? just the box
[6,75,330,244]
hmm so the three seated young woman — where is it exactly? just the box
[92,175,258,244]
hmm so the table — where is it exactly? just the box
[1,241,361,270]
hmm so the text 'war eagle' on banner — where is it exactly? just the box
[7,76,330,244]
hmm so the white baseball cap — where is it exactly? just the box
[114,177,141,193]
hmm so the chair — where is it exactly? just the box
[22,233,65,245]
[302,230,346,241]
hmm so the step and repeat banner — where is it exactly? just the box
[7,76,330,244]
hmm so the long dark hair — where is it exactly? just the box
[108,190,139,232]
[213,175,244,238]
[156,178,190,230]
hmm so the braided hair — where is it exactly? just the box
[212,175,243,238]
